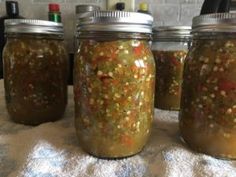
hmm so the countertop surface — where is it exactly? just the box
[0,81,236,177]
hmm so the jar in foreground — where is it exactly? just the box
[180,13,236,159]
[74,11,155,158]
[152,26,191,110]
[3,19,68,125]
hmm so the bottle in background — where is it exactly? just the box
[116,2,125,11]
[138,2,151,14]
[107,0,135,11]
[48,3,61,22]
[0,1,24,79]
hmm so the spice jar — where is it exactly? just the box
[179,13,236,159]
[3,19,68,125]
[152,26,191,110]
[74,11,155,158]
[74,5,101,51]
[75,5,100,19]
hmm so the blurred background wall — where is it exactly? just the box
[0,0,204,52]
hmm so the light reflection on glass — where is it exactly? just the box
[135,59,145,68]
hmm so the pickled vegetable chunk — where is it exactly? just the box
[74,39,155,158]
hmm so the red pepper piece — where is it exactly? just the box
[99,75,113,84]
[218,79,236,91]
[120,134,134,147]
[197,85,208,92]
[92,56,110,66]
[22,80,33,94]
[171,57,181,67]
[133,44,144,56]
[112,79,119,85]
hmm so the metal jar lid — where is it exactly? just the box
[77,11,153,34]
[153,26,191,41]
[192,13,236,33]
[5,19,64,36]
[76,5,100,14]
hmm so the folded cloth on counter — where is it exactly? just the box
[0,81,236,177]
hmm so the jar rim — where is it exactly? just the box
[75,5,100,14]
[77,31,152,40]
[77,11,153,34]
[192,13,236,33]
[152,26,192,41]
[5,19,64,36]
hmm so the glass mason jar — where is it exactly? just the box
[152,26,191,110]
[179,13,236,159]
[74,11,155,158]
[3,19,68,125]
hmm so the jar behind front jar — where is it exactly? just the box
[152,26,191,110]
[3,19,68,125]
[180,13,236,159]
[74,11,155,158]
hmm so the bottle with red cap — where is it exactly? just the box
[48,3,61,22]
